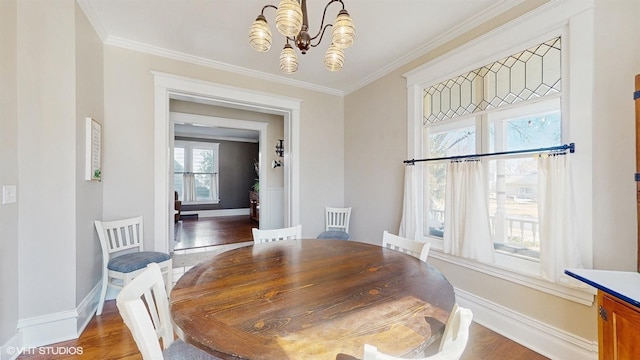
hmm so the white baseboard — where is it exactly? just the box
[455,287,598,360]
[14,282,101,350]
[181,208,249,218]
[1,332,23,360]
[76,282,100,335]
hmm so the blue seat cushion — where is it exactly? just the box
[163,339,221,359]
[317,230,349,240]
[107,251,171,273]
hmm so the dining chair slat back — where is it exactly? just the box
[325,206,351,232]
[382,230,430,262]
[252,225,302,244]
[116,263,220,360]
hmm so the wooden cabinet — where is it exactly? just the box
[249,191,259,224]
[598,290,640,359]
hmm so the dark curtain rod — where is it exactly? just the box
[404,143,575,165]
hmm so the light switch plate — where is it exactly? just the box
[3,185,17,204]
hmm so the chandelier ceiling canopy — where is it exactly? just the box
[249,0,355,74]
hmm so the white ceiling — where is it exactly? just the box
[174,122,259,142]
[79,0,524,95]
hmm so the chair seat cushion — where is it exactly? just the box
[317,230,349,240]
[163,339,221,359]
[107,251,171,273]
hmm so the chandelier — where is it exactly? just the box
[249,0,355,74]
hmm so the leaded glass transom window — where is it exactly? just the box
[423,37,561,125]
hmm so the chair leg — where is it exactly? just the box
[165,269,173,293]
[96,272,109,316]
[163,260,173,293]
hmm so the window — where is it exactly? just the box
[422,37,563,261]
[174,141,220,204]
[404,3,594,304]
[425,99,561,260]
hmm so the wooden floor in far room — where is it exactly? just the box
[173,215,255,250]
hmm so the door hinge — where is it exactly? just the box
[599,305,608,321]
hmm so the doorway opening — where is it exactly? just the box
[153,71,301,253]
[170,111,277,250]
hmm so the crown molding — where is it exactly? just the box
[343,0,526,95]
[104,36,344,97]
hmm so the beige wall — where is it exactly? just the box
[103,46,344,241]
[343,0,640,348]
[0,0,19,345]
[74,1,104,305]
[0,0,104,346]
[17,0,78,318]
[591,0,640,270]
[345,74,407,243]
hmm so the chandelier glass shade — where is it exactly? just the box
[331,10,355,49]
[249,15,272,52]
[249,0,355,74]
[279,43,299,74]
[275,0,303,37]
[324,44,344,72]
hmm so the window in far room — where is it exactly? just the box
[174,141,220,204]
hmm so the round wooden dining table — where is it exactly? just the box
[170,239,455,360]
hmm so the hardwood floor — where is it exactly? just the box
[16,217,549,359]
[173,215,255,250]
[17,301,140,360]
[16,301,548,360]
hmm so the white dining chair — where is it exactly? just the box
[382,230,430,262]
[363,304,473,360]
[317,206,351,240]
[252,224,302,244]
[94,215,172,315]
[116,263,220,360]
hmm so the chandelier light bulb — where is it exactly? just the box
[324,43,345,72]
[275,0,303,37]
[280,44,299,74]
[331,10,355,49]
[249,15,272,52]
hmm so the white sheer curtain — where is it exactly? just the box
[538,154,583,283]
[210,174,219,202]
[183,173,196,202]
[443,160,494,263]
[399,165,419,240]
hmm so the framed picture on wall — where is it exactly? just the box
[85,117,102,181]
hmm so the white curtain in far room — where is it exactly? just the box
[183,173,196,202]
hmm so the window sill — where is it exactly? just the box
[427,247,595,306]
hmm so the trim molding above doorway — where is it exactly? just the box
[152,71,302,253]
